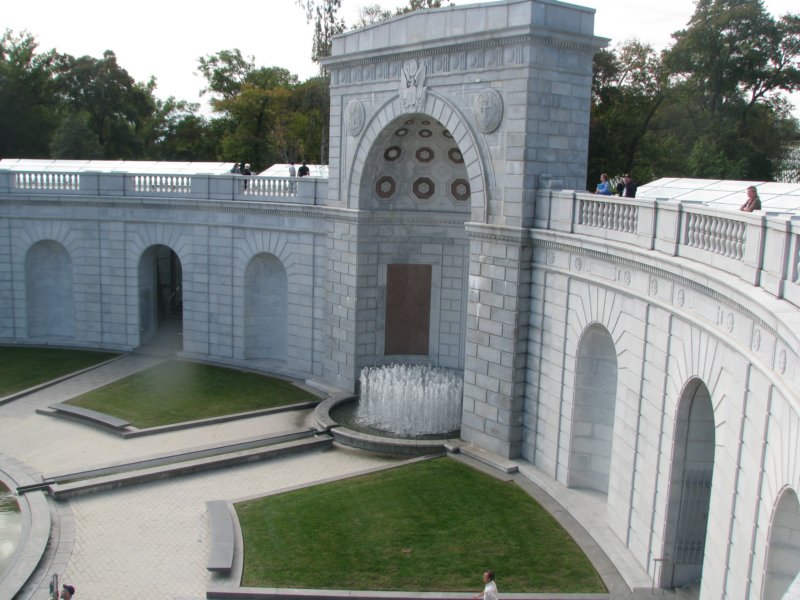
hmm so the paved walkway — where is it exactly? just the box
[0,355,696,600]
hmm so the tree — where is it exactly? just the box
[662,0,800,179]
[588,42,669,187]
[395,0,451,15]
[589,0,800,186]
[290,76,329,163]
[353,4,393,28]
[0,30,59,158]
[53,50,157,158]
[667,0,800,115]
[296,0,346,64]
[352,0,452,29]
[197,49,256,102]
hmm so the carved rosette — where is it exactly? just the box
[473,89,503,133]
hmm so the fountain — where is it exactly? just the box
[0,482,21,577]
[315,364,464,455]
[356,364,463,435]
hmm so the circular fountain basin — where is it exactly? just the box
[0,483,21,576]
[314,395,462,456]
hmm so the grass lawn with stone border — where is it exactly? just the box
[0,346,119,397]
[66,359,317,428]
[237,457,606,593]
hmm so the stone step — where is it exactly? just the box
[49,435,333,499]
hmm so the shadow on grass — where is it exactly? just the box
[65,359,318,428]
[237,457,607,594]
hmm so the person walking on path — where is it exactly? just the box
[60,583,76,599]
[472,570,499,600]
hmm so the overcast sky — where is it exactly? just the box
[3,0,798,115]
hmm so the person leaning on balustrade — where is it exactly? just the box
[739,186,761,212]
[594,173,612,195]
[616,174,637,198]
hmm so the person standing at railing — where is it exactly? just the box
[739,186,761,212]
[297,161,310,177]
[594,173,612,195]
[242,162,251,190]
[616,174,637,198]
[288,162,296,178]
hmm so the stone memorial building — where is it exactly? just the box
[1,1,799,598]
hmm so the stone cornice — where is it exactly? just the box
[328,31,601,88]
[465,222,531,245]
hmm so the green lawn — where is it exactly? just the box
[236,458,606,593]
[0,346,118,397]
[66,359,317,428]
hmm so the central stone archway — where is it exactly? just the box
[321,0,604,455]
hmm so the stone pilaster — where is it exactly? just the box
[460,223,532,458]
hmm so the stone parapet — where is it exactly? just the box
[0,169,327,205]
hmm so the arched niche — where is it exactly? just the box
[347,94,489,223]
[25,240,74,339]
[568,324,618,494]
[661,379,715,589]
[358,114,472,216]
[138,245,182,351]
[764,488,800,600]
[244,253,288,361]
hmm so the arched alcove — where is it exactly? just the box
[661,379,715,589]
[138,245,182,351]
[244,253,288,361]
[354,114,471,369]
[25,240,74,339]
[764,488,800,599]
[347,94,488,222]
[568,324,618,494]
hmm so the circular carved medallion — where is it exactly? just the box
[344,100,365,137]
[473,89,503,133]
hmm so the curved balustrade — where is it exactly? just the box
[579,197,637,232]
[684,212,745,260]
[13,171,80,191]
[242,177,297,198]
[128,174,192,194]
[537,190,800,310]
[0,169,326,205]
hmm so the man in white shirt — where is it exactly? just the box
[473,570,499,600]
